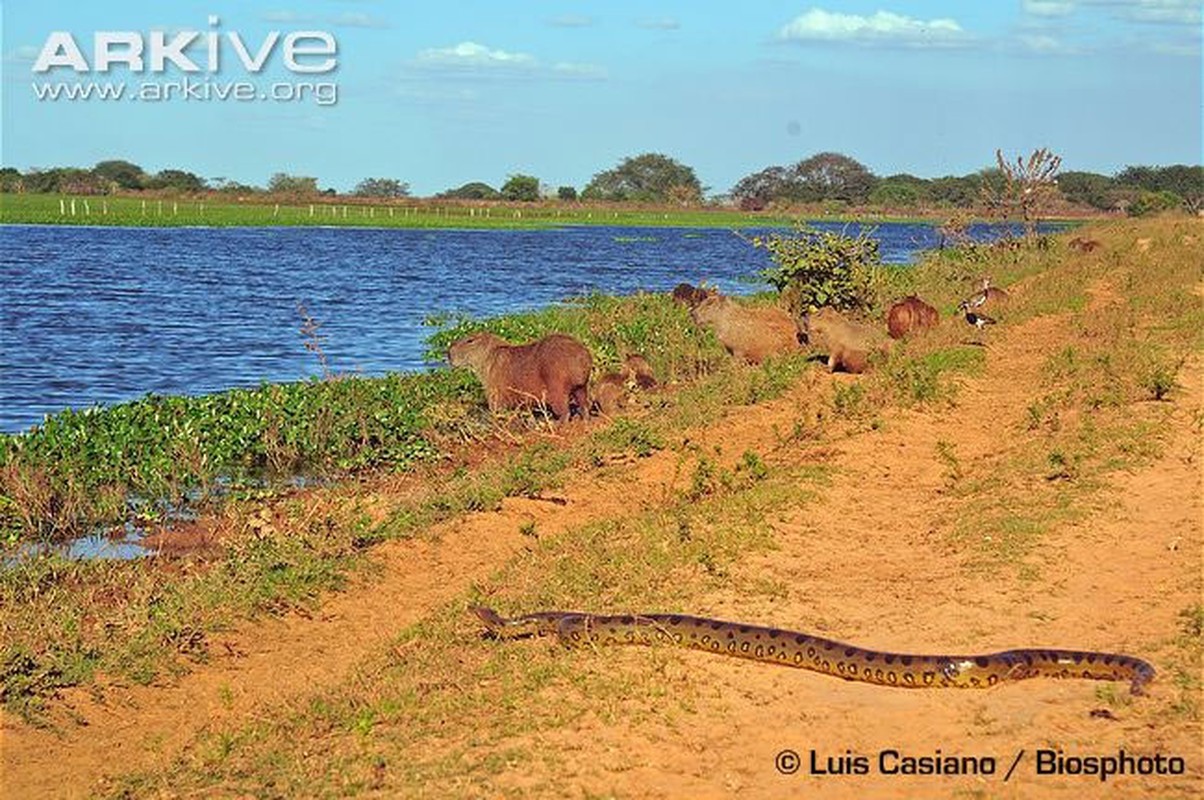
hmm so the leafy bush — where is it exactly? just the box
[1129,190,1183,217]
[749,224,883,314]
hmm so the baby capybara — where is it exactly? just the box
[592,354,660,415]
[623,354,658,390]
[690,295,801,364]
[448,332,592,420]
[801,307,888,374]
[886,295,939,339]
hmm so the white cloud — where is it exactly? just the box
[1018,33,1086,54]
[1029,1,1202,25]
[1121,0,1201,25]
[778,8,968,47]
[329,12,390,29]
[411,42,606,80]
[415,42,538,70]
[1023,1,1075,16]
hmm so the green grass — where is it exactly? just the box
[0,292,731,546]
[1,192,814,230]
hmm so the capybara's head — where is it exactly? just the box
[672,283,714,308]
[800,307,841,342]
[623,354,657,389]
[447,331,503,369]
[689,293,729,326]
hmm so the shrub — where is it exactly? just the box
[748,224,883,314]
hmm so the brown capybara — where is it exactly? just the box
[886,295,939,339]
[623,354,658,390]
[690,295,801,364]
[801,307,888,374]
[1068,236,1102,253]
[448,332,592,420]
[671,283,713,308]
[592,373,627,416]
[592,354,659,416]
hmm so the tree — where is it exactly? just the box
[1118,164,1203,213]
[23,167,108,194]
[500,173,540,202]
[145,169,205,192]
[928,175,980,207]
[0,167,22,192]
[268,173,319,194]
[730,166,795,210]
[791,152,877,204]
[557,185,578,201]
[1129,190,1184,217]
[92,159,145,190]
[439,181,500,200]
[990,147,1062,235]
[353,177,410,198]
[582,153,702,202]
[1056,171,1116,210]
[869,173,930,207]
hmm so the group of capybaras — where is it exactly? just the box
[446,276,1009,422]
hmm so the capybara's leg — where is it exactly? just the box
[570,384,589,419]
[827,353,838,372]
[547,392,571,421]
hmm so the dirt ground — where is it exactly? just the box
[2,293,1201,798]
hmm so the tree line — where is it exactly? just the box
[1,153,1199,215]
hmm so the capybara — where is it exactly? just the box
[886,295,939,339]
[592,373,627,416]
[448,332,592,420]
[1068,236,1102,253]
[623,354,658,390]
[690,295,801,364]
[592,354,659,416]
[671,283,713,308]
[801,307,888,374]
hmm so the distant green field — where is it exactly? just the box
[0,192,921,229]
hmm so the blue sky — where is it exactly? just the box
[2,1,1200,195]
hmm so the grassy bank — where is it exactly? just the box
[1,217,1198,739]
[0,192,944,229]
[0,293,730,545]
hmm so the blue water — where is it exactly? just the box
[0,221,1026,433]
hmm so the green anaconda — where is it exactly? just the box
[473,607,1155,695]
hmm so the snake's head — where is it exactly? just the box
[471,606,506,629]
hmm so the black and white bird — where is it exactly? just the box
[959,277,1008,329]
[963,309,997,329]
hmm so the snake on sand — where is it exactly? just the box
[473,607,1155,695]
